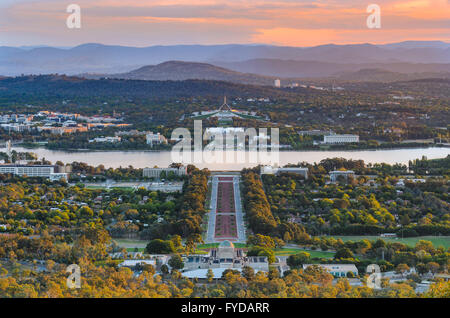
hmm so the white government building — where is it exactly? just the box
[260,166,309,179]
[324,134,359,144]
[0,164,69,181]
[143,166,187,179]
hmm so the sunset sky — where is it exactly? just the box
[0,0,449,47]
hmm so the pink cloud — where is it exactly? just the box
[0,0,448,46]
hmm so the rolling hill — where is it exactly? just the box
[89,61,450,84]
[89,61,277,85]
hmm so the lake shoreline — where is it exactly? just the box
[15,144,450,154]
[7,146,450,170]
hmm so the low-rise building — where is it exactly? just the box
[324,134,359,144]
[1,123,33,132]
[146,132,168,146]
[298,130,334,136]
[143,166,187,179]
[302,264,358,278]
[261,166,308,179]
[0,164,68,180]
[89,136,122,143]
[118,260,156,268]
[37,125,88,135]
[329,170,355,183]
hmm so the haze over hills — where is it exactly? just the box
[332,68,450,82]
[86,61,277,86]
[84,60,450,85]
[1,41,449,77]
[214,59,450,79]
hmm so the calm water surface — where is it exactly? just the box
[8,147,450,171]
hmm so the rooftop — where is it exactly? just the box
[0,164,55,168]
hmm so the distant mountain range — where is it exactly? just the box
[1,41,450,78]
[214,59,450,79]
[332,68,450,82]
[85,61,278,85]
[79,59,450,85]
[83,60,450,85]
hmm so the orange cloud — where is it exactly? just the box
[0,0,448,46]
[252,27,450,46]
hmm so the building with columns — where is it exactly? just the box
[324,135,359,144]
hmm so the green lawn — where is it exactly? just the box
[323,236,450,249]
[196,244,335,259]
[85,186,135,191]
[85,185,107,190]
[113,239,148,249]
[116,240,251,253]
[192,250,209,255]
[126,247,145,252]
[197,243,247,249]
[275,248,335,259]
[111,187,135,191]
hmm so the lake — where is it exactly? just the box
[8,146,450,170]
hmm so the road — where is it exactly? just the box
[205,176,218,243]
[233,175,246,243]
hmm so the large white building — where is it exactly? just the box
[1,123,33,132]
[0,164,68,181]
[324,135,359,144]
[143,166,187,179]
[89,136,121,143]
[261,166,308,179]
